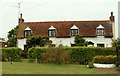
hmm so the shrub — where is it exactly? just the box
[2,47,22,62]
[41,47,70,64]
[88,61,94,68]
[66,47,115,64]
[66,47,94,64]
[28,47,115,64]
[93,55,117,64]
[28,47,47,63]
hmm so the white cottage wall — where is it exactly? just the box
[17,38,26,50]
[17,36,112,50]
[84,36,112,47]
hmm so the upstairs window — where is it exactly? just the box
[71,29,78,36]
[24,27,32,37]
[97,29,104,36]
[48,26,56,37]
[71,25,78,36]
[96,24,104,36]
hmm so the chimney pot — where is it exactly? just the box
[111,12,113,16]
[20,13,22,18]
[109,12,114,22]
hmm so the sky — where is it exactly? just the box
[0,0,119,40]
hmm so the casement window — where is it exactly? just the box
[71,29,78,36]
[96,24,104,36]
[24,30,32,37]
[71,25,79,36]
[48,29,56,37]
[24,27,32,37]
[97,29,104,36]
[97,44,105,47]
[48,26,56,37]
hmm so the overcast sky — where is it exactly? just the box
[0,0,119,40]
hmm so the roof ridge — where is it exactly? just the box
[24,20,110,23]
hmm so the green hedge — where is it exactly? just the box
[28,47,47,63]
[66,47,115,64]
[28,47,116,64]
[93,55,117,64]
[2,47,22,62]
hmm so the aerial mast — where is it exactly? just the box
[18,2,21,18]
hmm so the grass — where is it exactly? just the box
[2,61,120,74]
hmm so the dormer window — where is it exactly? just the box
[48,26,56,37]
[24,27,32,37]
[71,25,78,36]
[96,24,104,36]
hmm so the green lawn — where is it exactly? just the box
[2,61,119,74]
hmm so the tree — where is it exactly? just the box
[112,38,120,68]
[7,26,18,47]
[26,36,52,47]
[74,35,88,46]
[112,38,120,47]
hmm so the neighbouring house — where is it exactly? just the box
[17,12,115,50]
[0,37,6,47]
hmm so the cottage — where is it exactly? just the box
[17,12,115,50]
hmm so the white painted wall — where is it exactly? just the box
[17,38,26,50]
[49,37,75,47]
[50,36,112,47]
[17,36,112,50]
[84,36,112,47]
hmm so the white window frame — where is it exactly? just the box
[71,29,78,36]
[48,29,56,37]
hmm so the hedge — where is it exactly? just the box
[93,55,117,64]
[28,47,47,63]
[28,47,116,64]
[66,47,116,64]
[1,47,22,62]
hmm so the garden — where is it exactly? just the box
[1,46,120,74]
[1,36,120,74]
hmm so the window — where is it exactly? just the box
[71,25,79,36]
[24,27,32,37]
[97,29,104,36]
[96,24,104,36]
[48,29,56,37]
[48,26,56,37]
[97,44,105,47]
[71,29,78,36]
[24,30,32,37]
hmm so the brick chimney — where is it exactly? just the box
[109,12,115,39]
[18,13,24,25]
[109,12,114,22]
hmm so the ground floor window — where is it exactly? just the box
[88,41,94,46]
[97,44,105,47]
[71,44,76,47]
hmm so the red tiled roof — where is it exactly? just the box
[17,20,113,39]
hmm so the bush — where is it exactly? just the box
[28,47,47,63]
[41,47,70,64]
[28,47,115,64]
[93,55,117,64]
[88,61,94,68]
[66,47,94,64]
[2,47,22,62]
[66,47,115,64]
